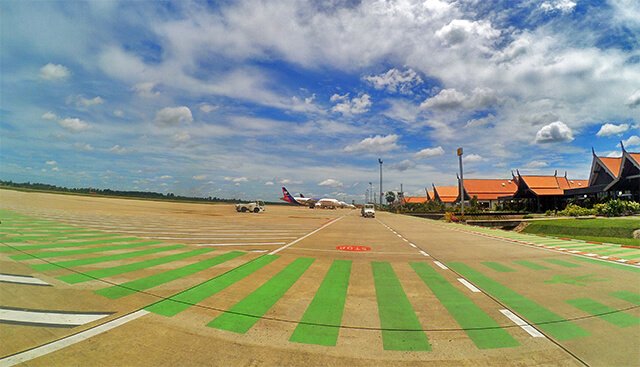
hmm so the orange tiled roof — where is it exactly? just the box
[403,196,427,204]
[435,186,459,203]
[427,191,434,201]
[519,175,588,196]
[463,179,517,200]
[598,157,622,178]
[629,153,640,166]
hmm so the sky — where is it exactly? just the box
[1,0,639,202]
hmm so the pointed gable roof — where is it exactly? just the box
[433,185,459,203]
[599,157,623,178]
[403,196,427,204]
[462,178,517,200]
[515,171,588,197]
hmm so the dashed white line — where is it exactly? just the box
[0,274,50,286]
[457,278,481,293]
[419,250,430,257]
[196,242,285,246]
[499,309,545,338]
[0,310,148,367]
[433,261,448,270]
[409,243,417,248]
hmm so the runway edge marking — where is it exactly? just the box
[268,216,345,255]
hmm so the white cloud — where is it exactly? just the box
[58,117,90,132]
[133,82,160,97]
[540,0,577,14]
[39,63,70,81]
[318,178,343,187]
[45,160,57,165]
[363,68,423,94]
[192,175,207,180]
[331,94,371,115]
[74,96,104,107]
[113,110,124,117]
[534,121,574,143]
[41,111,57,121]
[463,153,484,163]
[155,106,193,126]
[279,178,302,185]
[224,176,248,183]
[421,89,465,110]
[74,143,94,151]
[109,145,129,154]
[159,175,172,180]
[344,134,400,153]
[415,146,445,159]
[606,150,623,158]
[465,115,494,128]
[622,135,640,148]
[626,90,640,108]
[525,160,549,168]
[435,19,499,46]
[199,103,218,113]
[596,123,629,137]
[264,181,274,185]
[172,131,191,143]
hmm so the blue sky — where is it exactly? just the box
[1,0,639,201]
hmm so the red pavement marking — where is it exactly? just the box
[336,245,371,252]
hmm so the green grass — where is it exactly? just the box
[522,219,639,246]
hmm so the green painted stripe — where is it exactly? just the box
[0,233,119,243]
[31,244,182,271]
[513,260,549,270]
[410,262,518,349]
[618,253,640,260]
[573,256,640,273]
[96,251,246,299]
[207,257,315,333]
[567,298,639,328]
[146,255,279,316]
[544,259,581,268]
[611,291,640,305]
[58,246,201,284]
[10,241,162,260]
[371,262,431,351]
[289,260,352,346]
[0,237,140,252]
[482,262,515,273]
[596,248,640,256]
[448,262,589,341]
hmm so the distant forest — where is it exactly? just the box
[0,180,285,204]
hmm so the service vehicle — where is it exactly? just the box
[361,203,375,218]
[235,200,266,213]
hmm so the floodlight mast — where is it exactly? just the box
[457,147,464,216]
[378,158,383,208]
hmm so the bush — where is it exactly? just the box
[594,200,640,217]
[557,204,595,217]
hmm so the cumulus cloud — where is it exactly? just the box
[463,153,484,163]
[74,143,94,151]
[344,134,400,153]
[435,19,499,46]
[41,111,57,121]
[77,96,104,107]
[192,175,206,180]
[465,115,494,128]
[363,68,423,94]
[133,82,160,97]
[58,117,90,132]
[113,110,124,117]
[415,146,445,159]
[390,159,416,171]
[622,135,640,148]
[318,178,343,187]
[172,131,191,143]
[264,181,274,185]
[155,106,193,126]
[331,94,371,115]
[45,160,57,165]
[159,175,172,180]
[39,63,70,80]
[421,88,497,110]
[540,0,577,13]
[596,123,629,137]
[534,121,574,143]
[626,90,640,108]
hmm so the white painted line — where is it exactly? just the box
[269,216,345,255]
[558,248,567,251]
[568,250,581,253]
[0,310,148,367]
[585,253,597,257]
[0,308,110,326]
[457,278,481,293]
[409,243,417,248]
[419,250,430,257]
[0,274,50,286]
[402,238,409,242]
[396,234,402,238]
[433,261,448,270]
[196,242,285,246]
[145,236,298,240]
[499,309,545,338]
[599,256,610,259]
[617,259,629,263]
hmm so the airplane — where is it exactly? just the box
[280,187,355,209]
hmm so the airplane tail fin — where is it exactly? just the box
[281,187,299,205]
[299,193,305,198]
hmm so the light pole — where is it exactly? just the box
[378,158,383,208]
[369,182,373,203]
[457,147,464,216]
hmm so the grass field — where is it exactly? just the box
[522,218,640,246]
